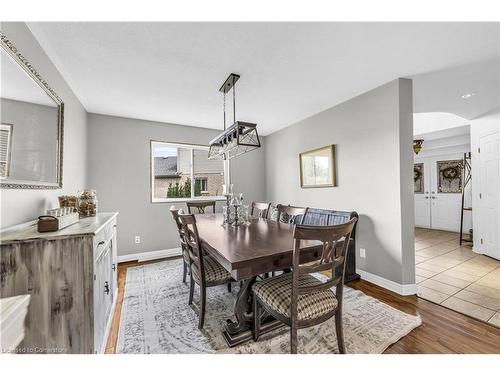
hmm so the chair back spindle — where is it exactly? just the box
[250,202,272,219]
[291,217,358,309]
[178,213,207,285]
[276,204,308,224]
[187,200,216,214]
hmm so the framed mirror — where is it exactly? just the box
[0,32,64,189]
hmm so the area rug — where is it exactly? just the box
[116,259,421,354]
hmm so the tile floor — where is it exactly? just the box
[415,227,500,327]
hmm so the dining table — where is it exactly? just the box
[194,213,324,347]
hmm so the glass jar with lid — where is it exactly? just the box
[78,190,98,217]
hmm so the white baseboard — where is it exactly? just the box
[117,247,182,263]
[356,269,417,296]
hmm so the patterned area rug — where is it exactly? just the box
[116,259,421,354]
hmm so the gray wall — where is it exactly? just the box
[265,79,415,286]
[0,22,88,228]
[1,98,59,182]
[87,113,266,256]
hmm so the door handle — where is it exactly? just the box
[104,281,110,295]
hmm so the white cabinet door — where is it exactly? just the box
[93,239,113,353]
[414,159,431,228]
[478,133,500,259]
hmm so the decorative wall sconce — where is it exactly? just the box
[413,139,424,155]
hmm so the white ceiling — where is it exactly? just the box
[26,22,500,135]
[416,124,470,141]
[412,59,499,119]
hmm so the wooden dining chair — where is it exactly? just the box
[276,204,308,224]
[178,212,233,329]
[187,200,216,214]
[250,201,272,219]
[252,217,358,354]
[169,206,190,283]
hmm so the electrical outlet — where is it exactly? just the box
[135,236,141,244]
[359,248,366,258]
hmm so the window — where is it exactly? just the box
[195,177,208,194]
[151,141,226,202]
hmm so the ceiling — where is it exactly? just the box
[416,124,470,141]
[26,22,500,135]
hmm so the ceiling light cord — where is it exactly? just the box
[233,75,236,124]
[223,92,226,131]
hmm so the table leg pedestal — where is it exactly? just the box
[222,276,283,347]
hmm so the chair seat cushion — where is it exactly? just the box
[253,273,338,321]
[192,256,231,283]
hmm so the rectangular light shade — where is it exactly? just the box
[208,121,261,160]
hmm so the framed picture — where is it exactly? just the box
[0,123,13,178]
[299,144,336,188]
[414,163,424,193]
[437,159,463,193]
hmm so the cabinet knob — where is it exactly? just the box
[97,241,105,246]
[104,281,110,295]
[112,263,116,271]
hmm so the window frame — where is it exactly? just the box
[150,140,228,203]
[195,177,208,194]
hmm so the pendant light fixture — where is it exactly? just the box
[208,73,261,160]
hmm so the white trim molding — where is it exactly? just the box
[117,247,182,263]
[356,269,417,296]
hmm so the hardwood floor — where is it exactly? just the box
[106,258,500,354]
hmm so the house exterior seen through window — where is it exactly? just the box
[151,141,225,202]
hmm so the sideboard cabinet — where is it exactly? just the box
[0,212,118,353]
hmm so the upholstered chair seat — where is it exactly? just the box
[252,218,358,354]
[191,255,231,284]
[253,273,338,321]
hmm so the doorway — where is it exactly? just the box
[414,155,470,232]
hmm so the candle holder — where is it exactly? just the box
[230,195,242,227]
[222,193,233,226]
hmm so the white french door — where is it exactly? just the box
[415,155,468,232]
[414,159,431,228]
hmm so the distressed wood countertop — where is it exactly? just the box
[0,212,118,245]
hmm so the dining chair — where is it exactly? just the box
[276,204,308,224]
[187,200,216,214]
[178,212,233,329]
[252,217,358,354]
[250,201,272,219]
[169,206,190,283]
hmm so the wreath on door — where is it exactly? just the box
[441,165,460,181]
[414,167,422,182]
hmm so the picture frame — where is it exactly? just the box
[299,144,336,188]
